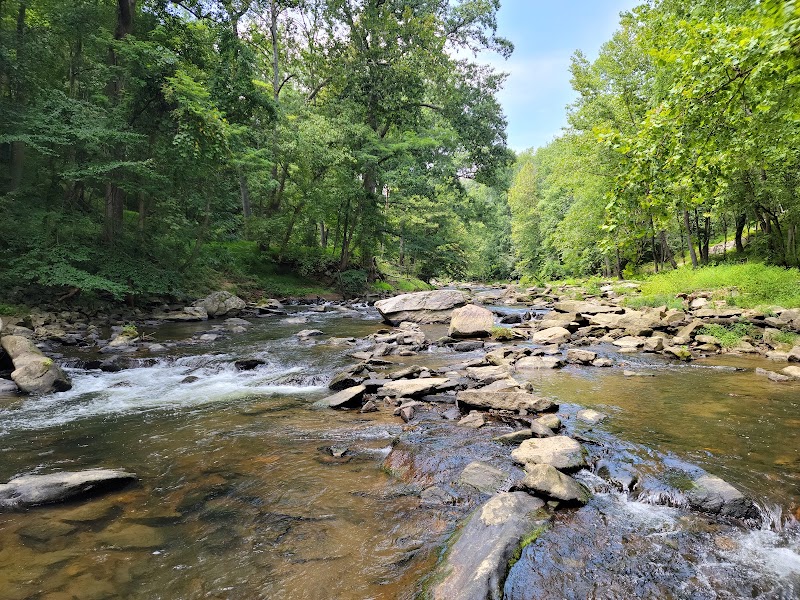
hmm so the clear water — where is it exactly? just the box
[0,306,799,599]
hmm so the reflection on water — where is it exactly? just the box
[0,306,799,599]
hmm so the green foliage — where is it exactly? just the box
[699,323,760,348]
[121,323,138,338]
[639,263,800,308]
[336,269,368,299]
[623,294,685,311]
[0,303,25,316]
[491,326,516,341]
[771,330,799,346]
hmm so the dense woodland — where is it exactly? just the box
[1,0,799,303]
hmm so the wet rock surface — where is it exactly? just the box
[0,469,137,509]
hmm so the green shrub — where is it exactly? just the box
[699,323,761,348]
[623,294,685,311]
[491,326,516,340]
[336,269,368,298]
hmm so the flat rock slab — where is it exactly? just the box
[520,464,590,505]
[457,461,509,494]
[380,377,451,397]
[457,390,556,413]
[375,290,468,325]
[686,474,759,520]
[0,469,138,509]
[531,327,571,345]
[429,492,546,600]
[511,436,587,472]
[312,385,366,409]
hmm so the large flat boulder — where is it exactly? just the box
[0,469,138,509]
[449,304,494,338]
[511,436,587,472]
[379,377,451,397]
[531,327,571,345]
[457,390,556,413]
[429,492,547,600]
[193,291,246,318]
[0,335,71,394]
[374,290,468,325]
[311,385,366,409]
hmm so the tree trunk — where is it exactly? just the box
[238,172,252,218]
[660,230,677,269]
[103,0,135,244]
[734,213,746,253]
[684,210,698,268]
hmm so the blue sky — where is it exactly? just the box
[485,0,642,152]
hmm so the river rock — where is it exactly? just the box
[457,390,556,413]
[612,336,645,349]
[296,329,323,337]
[453,340,485,352]
[531,327,571,345]
[0,335,71,394]
[459,411,486,428]
[781,365,800,379]
[0,469,137,509]
[534,414,561,431]
[465,365,510,384]
[162,306,208,321]
[193,291,246,318]
[494,429,534,444]
[98,522,164,549]
[686,474,759,520]
[449,304,494,338]
[379,377,451,397]
[576,409,607,425]
[553,300,622,315]
[520,464,590,505]
[457,461,509,494]
[566,348,597,364]
[428,492,546,600]
[329,364,369,390]
[0,378,19,395]
[234,358,266,370]
[511,436,587,472]
[312,385,366,409]
[514,356,565,370]
[374,290,468,325]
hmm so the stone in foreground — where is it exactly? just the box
[429,492,546,600]
[520,464,590,505]
[511,436,587,472]
[312,385,366,409]
[380,377,451,397]
[457,390,556,413]
[686,474,759,520]
[193,291,246,318]
[374,290,468,325]
[531,327,571,345]
[0,469,138,509]
[449,304,495,338]
[1,335,71,394]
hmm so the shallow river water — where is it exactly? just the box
[0,305,799,599]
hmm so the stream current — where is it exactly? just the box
[0,304,798,599]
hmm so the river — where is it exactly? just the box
[0,304,798,599]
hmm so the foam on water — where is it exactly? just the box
[0,353,327,434]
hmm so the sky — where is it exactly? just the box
[484,0,642,152]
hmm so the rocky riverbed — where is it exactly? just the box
[0,284,799,598]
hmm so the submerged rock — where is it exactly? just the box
[428,492,546,600]
[457,461,509,494]
[576,409,607,425]
[312,385,366,409]
[375,290,468,325]
[0,469,137,509]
